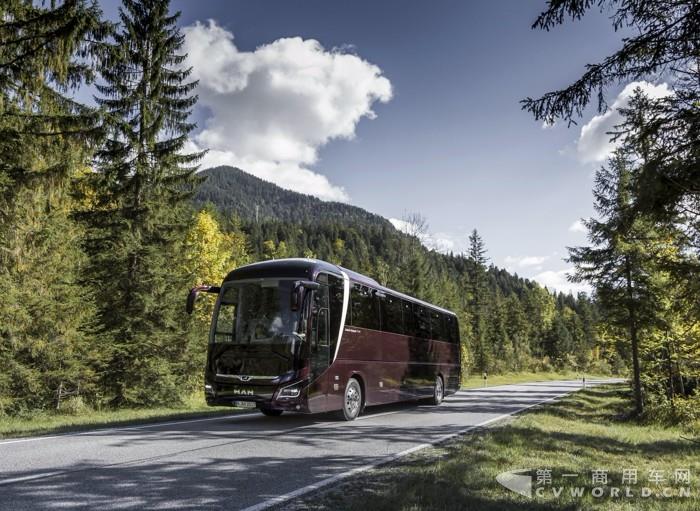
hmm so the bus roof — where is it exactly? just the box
[223,258,456,317]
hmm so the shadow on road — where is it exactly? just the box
[0,381,614,510]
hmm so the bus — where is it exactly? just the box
[186,258,460,420]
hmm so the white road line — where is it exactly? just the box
[0,412,257,446]
[240,383,603,511]
[0,419,326,486]
[0,380,615,446]
[0,470,67,486]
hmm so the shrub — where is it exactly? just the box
[643,392,700,425]
[587,358,612,376]
[58,396,91,416]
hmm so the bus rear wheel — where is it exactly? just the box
[341,377,363,421]
[260,408,283,417]
[429,375,444,406]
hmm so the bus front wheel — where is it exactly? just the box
[341,377,363,421]
[260,408,283,417]
[429,375,444,406]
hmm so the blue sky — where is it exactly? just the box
[98,0,665,293]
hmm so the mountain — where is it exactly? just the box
[191,165,602,377]
[193,166,392,227]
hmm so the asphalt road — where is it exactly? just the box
[0,379,618,510]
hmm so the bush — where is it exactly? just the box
[586,358,612,376]
[643,392,700,425]
[58,396,91,416]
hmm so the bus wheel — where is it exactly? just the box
[429,375,444,406]
[341,377,363,421]
[260,408,283,417]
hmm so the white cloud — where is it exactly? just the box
[504,255,550,267]
[532,268,590,295]
[430,234,457,253]
[183,20,393,202]
[389,218,460,254]
[568,219,587,233]
[389,218,417,236]
[577,81,672,163]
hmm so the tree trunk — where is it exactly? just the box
[625,256,643,416]
[677,362,686,396]
[666,341,675,418]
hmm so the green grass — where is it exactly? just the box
[290,385,700,511]
[0,393,244,439]
[462,370,612,389]
[0,373,610,440]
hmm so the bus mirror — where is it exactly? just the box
[291,280,320,311]
[186,285,221,314]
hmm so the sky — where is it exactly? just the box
[97,0,670,294]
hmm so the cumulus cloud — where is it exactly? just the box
[532,268,590,295]
[577,81,672,163]
[389,218,459,254]
[568,219,587,233]
[183,20,393,202]
[504,255,550,267]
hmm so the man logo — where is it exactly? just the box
[496,469,532,498]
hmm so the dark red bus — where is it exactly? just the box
[187,258,460,420]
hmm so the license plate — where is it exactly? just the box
[234,400,256,409]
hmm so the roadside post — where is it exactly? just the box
[483,371,488,388]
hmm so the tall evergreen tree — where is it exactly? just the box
[568,150,665,415]
[465,229,490,372]
[0,0,108,413]
[86,0,203,406]
[522,0,700,289]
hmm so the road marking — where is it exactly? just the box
[0,380,614,446]
[0,412,258,446]
[0,419,325,486]
[240,383,607,511]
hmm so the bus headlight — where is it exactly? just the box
[277,381,304,399]
[204,384,214,395]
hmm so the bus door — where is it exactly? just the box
[307,283,330,412]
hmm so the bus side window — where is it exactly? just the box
[312,285,329,348]
[317,308,329,347]
[403,300,416,336]
[444,315,454,343]
[380,294,403,335]
[430,310,442,341]
[327,274,344,355]
[350,285,380,330]
[414,304,430,339]
[451,317,460,344]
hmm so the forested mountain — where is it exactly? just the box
[194,166,391,227]
[193,165,611,378]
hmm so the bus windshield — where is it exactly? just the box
[212,279,302,345]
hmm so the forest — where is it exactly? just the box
[0,0,698,424]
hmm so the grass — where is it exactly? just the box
[286,384,700,511]
[0,393,244,439]
[0,372,611,440]
[461,370,612,389]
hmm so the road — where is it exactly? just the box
[0,379,617,510]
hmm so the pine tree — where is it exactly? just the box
[568,151,666,415]
[465,229,490,372]
[522,0,700,285]
[86,0,203,406]
[0,1,108,413]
